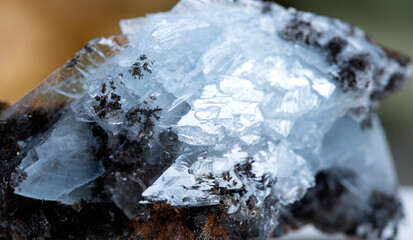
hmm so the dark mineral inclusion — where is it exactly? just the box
[0,0,411,239]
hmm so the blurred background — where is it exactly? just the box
[0,0,411,183]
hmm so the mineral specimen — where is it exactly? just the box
[0,0,410,239]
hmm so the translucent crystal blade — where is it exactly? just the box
[14,115,105,204]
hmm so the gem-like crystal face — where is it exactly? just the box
[1,0,410,239]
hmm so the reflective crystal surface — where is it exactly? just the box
[1,0,410,239]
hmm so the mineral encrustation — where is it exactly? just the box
[0,0,411,239]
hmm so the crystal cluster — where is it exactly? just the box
[0,0,410,239]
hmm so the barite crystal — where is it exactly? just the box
[0,0,410,239]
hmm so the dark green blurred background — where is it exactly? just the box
[0,0,411,184]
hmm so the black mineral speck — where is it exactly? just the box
[235,157,255,178]
[101,83,107,94]
[126,105,162,131]
[337,54,371,91]
[110,93,121,101]
[348,54,370,71]
[84,43,93,53]
[66,55,80,68]
[385,72,406,94]
[326,37,348,62]
[139,54,147,61]
[282,17,320,45]
[128,54,153,79]
[109,80,116,90]
[93,81,123,119]
[142,62,153,74]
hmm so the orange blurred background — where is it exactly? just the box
[0,0,178,103]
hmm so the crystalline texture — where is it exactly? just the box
[0,0,410,239]
[14,116,104,204]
